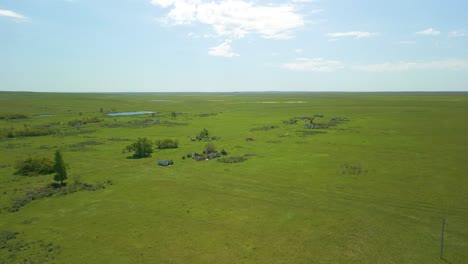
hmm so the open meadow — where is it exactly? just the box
[0,92,467,263]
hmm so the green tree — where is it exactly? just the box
[53,150,67,186]
[205,143,216,154]
[126,137,153,158]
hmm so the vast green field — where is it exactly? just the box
[1,92,467,263]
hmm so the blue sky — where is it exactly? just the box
[1,0,468,92]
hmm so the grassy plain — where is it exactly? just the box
[0,92,467,263]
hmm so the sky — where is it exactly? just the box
[1,0,468,92]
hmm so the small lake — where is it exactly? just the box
[106,111,155,117]
[35,114,53,117]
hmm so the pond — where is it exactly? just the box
[35,114,53,117]
[106,111,155,117]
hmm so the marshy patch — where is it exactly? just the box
[6,180,113,212]
[0,229,62,263]
[106,111,156,117]
[1,143,31,149]
[65,140,104,151]
[296,130,327,137]
[251,125,278,132]
[218,156,248,163]
[107,137,132,142]
[195,113,218,117]
[0,114,28,120]
[266,140,282,144]
[341,163,368,176]
[160,121,189,127]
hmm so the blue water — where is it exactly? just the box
[106,111,155,117]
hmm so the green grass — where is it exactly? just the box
[1,91,468,263]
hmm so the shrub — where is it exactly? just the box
[196,128,209,140]
[125,137,153,158]
[68,116,103,126]
[205,143,216,154]
[2,126,58,138]
[155,139,179,149]
[14,157,55,176]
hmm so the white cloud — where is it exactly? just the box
[416,28,440,36]
[326,31,375,39]
[0,9,27,20]
[208,40,239,57]
[449,30,468,38]
[352,60,468,72]
[153,0,304,39]
[283,58,344,72]
[151,0,305,55]
[397,40,416,45]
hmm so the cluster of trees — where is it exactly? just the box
[2,126,58,138]
[125,138,154,158]
[125,138,180,158]
[194,128,218,141]
[155,139,179,149]
[15,150,68,186]
[0,114,28,120]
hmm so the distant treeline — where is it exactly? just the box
[0,114,28,120]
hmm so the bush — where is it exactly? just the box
[0,114,28,120]
[14,157,55,176]
[2,126,58,138]
[155,139,179,149]
[205,143,216,154]
[218,156,247,163]
[68,116,103,126]
[125,137,153,158]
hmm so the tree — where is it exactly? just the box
[205,143,216,154]
[126,137,153,158]
[53,150,67,186]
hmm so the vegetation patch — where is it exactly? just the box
[251,125,278,132]
[160,121,189,127]
[341,163,367,176]
[1,143,31,149]
[0,230,61,263]
[192,128,218,141]
[57,129,97,137]
[296,130,327,136]
[107,137,131,142]
[155,139,179,149]
[6,181,113,212]
[14,157,55,176]
[124,137,153,158]
[218,156,248,163]
[0,114,28,120]
[1,126,58,138]
[185,144,227,161]
[65,140,104,151]
[68,116,103,126]
[195,113,217,117]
